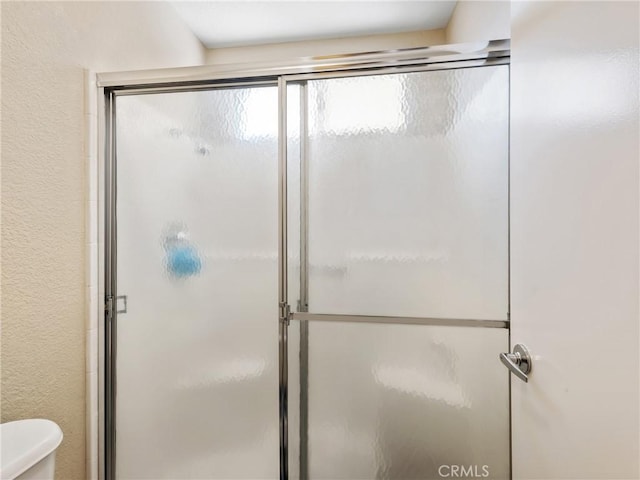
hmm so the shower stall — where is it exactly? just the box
[100,40,511,480]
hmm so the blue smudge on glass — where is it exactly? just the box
[167,245,201,277]
[162,222,202,279]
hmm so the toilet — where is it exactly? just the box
[0,419,63,480]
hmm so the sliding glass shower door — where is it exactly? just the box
[106,55,511,480]
[114,86,280,479]
[286,66,510,479]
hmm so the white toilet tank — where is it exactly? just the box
[0,419,63,480]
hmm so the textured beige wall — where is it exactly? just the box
[510,1,639,478]
[206,29,446,65]
[0,2,204,479]
[445,1,510,44]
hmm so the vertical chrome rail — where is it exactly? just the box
[507,64,513,480]
[298,82,310,480]
[299,82,309,315]
[104,89,117,480]
[278,76,289,480]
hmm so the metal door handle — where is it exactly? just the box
[499,344,532,383]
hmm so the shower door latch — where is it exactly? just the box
[279,302,291,325]
[105,296,114,319]
[500,344,532,383]
[105,295,128,318]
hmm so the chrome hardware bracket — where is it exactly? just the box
[500,344,532,383]
[105,295,127,316]
[279,302,291,325]
[105,295,114,318]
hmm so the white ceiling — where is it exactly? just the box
[170,1,458,48]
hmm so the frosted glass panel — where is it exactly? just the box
[115,87,278,479]
[289,322,509,480]
[287,84,302,311]
[304,66,509,320]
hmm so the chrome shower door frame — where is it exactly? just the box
[99,40,510,480]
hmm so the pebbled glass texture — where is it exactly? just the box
[287,84,302,312]
[304,66,510,320]
[286,66,511,479]
[289,322,510,480]
[115,87,278,479]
